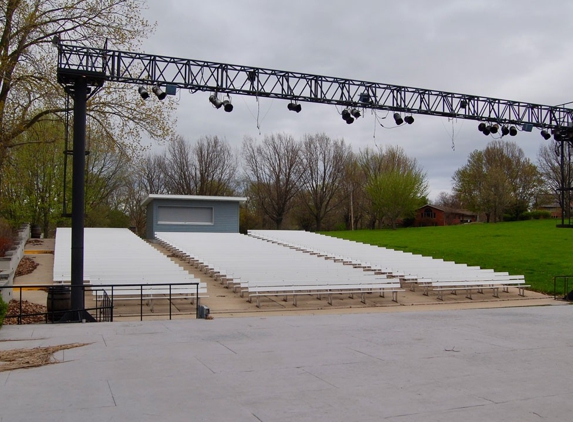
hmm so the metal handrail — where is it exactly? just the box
[553,275,573,300]
[0,282,201,324]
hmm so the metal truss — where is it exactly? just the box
[57,43,573,130]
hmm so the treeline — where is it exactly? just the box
[0,130,429,236]
[0,127,568,237]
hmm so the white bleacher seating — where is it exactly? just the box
[156,232,403,307]
[53,228,207,309]
[248,230,528,300]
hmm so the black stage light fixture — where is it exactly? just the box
[152,85,167,100]
[287,103,302,113]
[350,108,361,119]
[509,126,518,136]
[359,92,371,103]
[482,125,491,136]
[222,99,233,112]
[501,126,510,136]
[459,99,468,109]
[478,123,486,132]
[404,115,415,125]
[138,86,150,100]
[540,130,551,140]
[393,113,404,125]
[209,94,223,109]
[341,109,354,124]
[490,124,499,134]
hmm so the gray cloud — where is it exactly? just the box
[140,0,572,199]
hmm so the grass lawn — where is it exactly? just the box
[325,219,573,295]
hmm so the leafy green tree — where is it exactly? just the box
[362,145,428,229]
[0,0,175,171]
[0,121,65,235]
[453,141,541,222]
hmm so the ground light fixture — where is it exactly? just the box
[393,113,404,125]
[287,102,302,113]
[151,85,167,100]
[138,86,150,100]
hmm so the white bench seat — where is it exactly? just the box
[430,280,529,300]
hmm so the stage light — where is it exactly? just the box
[490,124,499,134]
[138,86,149,100]
[209,94,223,109]
[541,130,551,140]
[152,85,167,100]
[359,92,371,103]
[341,109,354,124]
[393,113,404,125]
[501,126,510,136]
[404,115,414,125]
[350,108,361,119]
[482,126,491,136]
[287,103,302,113]
[222,99,233,112]
[509,126,517,136]
[478,123,486,132]
[459,99,467,109]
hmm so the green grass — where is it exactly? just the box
[325,219,573,295]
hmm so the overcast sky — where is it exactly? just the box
[139,0,573,200]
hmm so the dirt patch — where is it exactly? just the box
[26,239,43,246]
[0,343,91,372]
[4,300,47,325]
[15,256,39,277]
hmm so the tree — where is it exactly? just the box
[0,0,175,171]
[298,133,352,231]
[538,141,573,219]
[192,136,238,196]
[362,145,428,229]
[242,134,303,229]
[453,140,541,222]
[159,135,238,196]
[0,120,65,235]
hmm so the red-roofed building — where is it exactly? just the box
[415,205,477,227]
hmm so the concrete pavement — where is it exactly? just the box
[1,304,572,422]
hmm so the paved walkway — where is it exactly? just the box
[1,304,573,422]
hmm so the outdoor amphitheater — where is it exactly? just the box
[2,226,572,422]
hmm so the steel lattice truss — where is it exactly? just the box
[57,44,573,130]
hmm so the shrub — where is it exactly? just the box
[0,218,14,257]
[0,296,7,328]
[519,211,552,221]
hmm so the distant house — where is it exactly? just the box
[414,205,477,227]
[537,203,561,219]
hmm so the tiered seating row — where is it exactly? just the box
[155,232,403,307]
[53,228,207,308]
[248,230,529,300]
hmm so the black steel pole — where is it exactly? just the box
[71,77,87,314]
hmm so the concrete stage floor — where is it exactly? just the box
[1,304,573,422]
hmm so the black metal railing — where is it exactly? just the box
[1,282,201,324]
[553,275,573,300]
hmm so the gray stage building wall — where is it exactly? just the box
[143,195,246,239]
